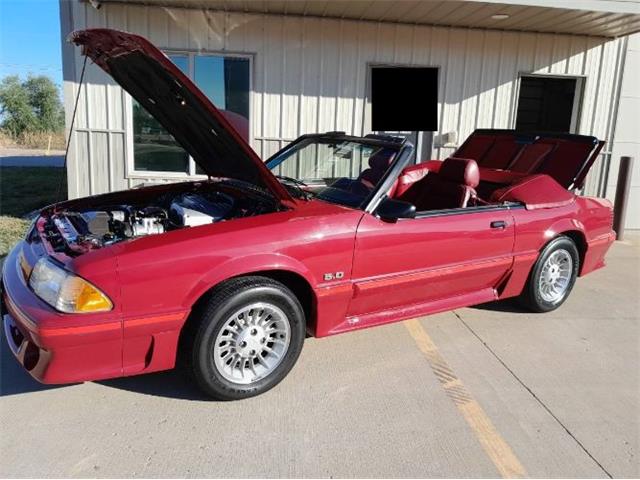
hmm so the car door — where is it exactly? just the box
[346,205,516,321]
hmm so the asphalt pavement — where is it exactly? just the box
[1,233,638,478]
[0,148,65,167]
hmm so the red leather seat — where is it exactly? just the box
[398,157,480,211]
[358,148,397,189]
[393,164,430,198]
[332,148,396,196]
[391,160,443,198]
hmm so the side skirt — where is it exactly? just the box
[327,287,498,335]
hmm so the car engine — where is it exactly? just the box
[169,192,235,227]
[42,188,252,254]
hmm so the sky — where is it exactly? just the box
[0,0,63,87]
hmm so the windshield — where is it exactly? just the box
[266,139,398,208]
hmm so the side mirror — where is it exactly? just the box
[375,197,416,222]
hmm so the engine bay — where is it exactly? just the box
[40,182,278,255]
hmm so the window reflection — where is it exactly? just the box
[194,56,250,174]
[133,54,250,174]
[132,55,189,172]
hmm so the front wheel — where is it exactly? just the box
[519,236,579,313]
[183,276,305,400]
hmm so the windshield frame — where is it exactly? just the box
[265,133,411,210]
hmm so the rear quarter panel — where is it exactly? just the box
[500,196,614,298]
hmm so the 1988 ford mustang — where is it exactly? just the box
[2,29,616,400]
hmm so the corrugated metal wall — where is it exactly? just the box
[607,33,640,229]
[61,1,626,199]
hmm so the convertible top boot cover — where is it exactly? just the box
[490,174,576,210]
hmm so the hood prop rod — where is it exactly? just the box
[56,55,88,208]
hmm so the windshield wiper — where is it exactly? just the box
[275,175,312,200]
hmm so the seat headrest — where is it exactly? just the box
[368,148,396,170]
[439,157,480,188]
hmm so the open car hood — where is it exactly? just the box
[71,29,292,203]
[454,129,605,190]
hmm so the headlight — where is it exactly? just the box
[28,258,113,313]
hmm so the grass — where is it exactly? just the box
[0,166,67,257]
[0,167,67,217]
[0,216,31,257]
[0,130,66,150]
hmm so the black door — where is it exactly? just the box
[515,76,579,133]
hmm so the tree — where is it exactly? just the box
[0,74,64,137]
[24,76,64,132]
[0,75,38,137]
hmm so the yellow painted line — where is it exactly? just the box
[405,318,527,479]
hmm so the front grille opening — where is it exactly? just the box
[9,324,24,349]
[23,342,40,371]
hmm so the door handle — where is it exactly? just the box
[490,220,507,229]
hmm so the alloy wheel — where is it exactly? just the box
[212,302,291,384]
[538,248,573,303]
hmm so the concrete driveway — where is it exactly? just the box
[0,148,64,167]
[1,235,638,478]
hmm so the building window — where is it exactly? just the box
[515,75,583,134]
[132,53,250,174]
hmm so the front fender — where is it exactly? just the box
[182,253,317,309]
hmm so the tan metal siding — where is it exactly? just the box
[607,33,640,229]
[62,2,625,199]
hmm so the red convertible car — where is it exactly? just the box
[2,29,615,400]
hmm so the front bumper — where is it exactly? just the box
[3,294,52,381]
[1,243,123,384]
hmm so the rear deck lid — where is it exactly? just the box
[71,28,292,203]
[454,129,604,190]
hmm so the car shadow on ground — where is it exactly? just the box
[97,369,212,401]
[469,298,532,314]
[0,329,208,400]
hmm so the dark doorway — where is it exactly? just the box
[515,76,581,133]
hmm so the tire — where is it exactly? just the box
[519,235,580,313]
[181,276,305,400]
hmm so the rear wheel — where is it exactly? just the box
[182,276,305,400]
[520,236,579,312]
